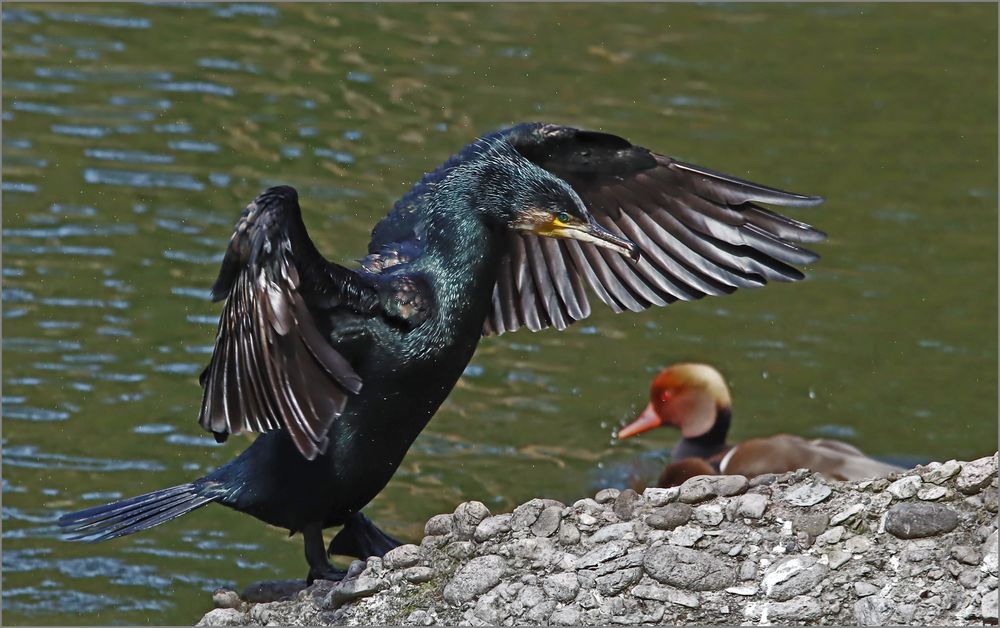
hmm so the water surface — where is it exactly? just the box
[2,3,997,625]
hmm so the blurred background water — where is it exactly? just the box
[2,3,996,625]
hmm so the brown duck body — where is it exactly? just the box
[620,363,904,488]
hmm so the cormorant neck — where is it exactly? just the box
[672,407,732,461]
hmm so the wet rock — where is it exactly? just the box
[424,513,453,537]
[595,488,620,504]
[887,475,922,499]
[542,572,580,602]
[678,475,748,503]
[644,545,734,591]
[453,501,491,539]
[613,489,641,520]
[784,481,833,506]
[762,555,828,601]
[443,555,505,605]
[642,487,679,506]
[646,503,692,530]
[885,502,959,539]
[383,544,422,570]
[474,514,512,542]
[957,454,997,495]
[531,505,562,537]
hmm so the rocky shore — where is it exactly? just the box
[200,453,998,626]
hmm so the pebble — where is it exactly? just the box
[917,485,948,501]
[474,514,512,542]
[511,499,545,531]
[816,526,845,545]
[324,575,384,609]
[595,488,620,503]
[827,549,852,570]
[588,521,633,545]
[212,589,242,609]
[198,608,245,626]
[762,555,828,601]
[558,520,581,545]
[884,502,959,539]
[613,489,640,520]
[403,566,435,584]
[921,459,962,485]
[793,513,830,537]
[646,503,693,530]
[951,544,981,565]
[693,504,724,526]
[642,487,679,506]
[549,607,581,626]
[887,475,922,499]
[669,524,704,547]
[830,503,866,526]
[595,567,642,596]
[576,540,629,569]
[453,501,491,539]
[854,582,880,597]
[383,544,422,570]
[424,513,453,537]
[678,475,749,503]
[531,505,563,537]
[768,595,822,621]
[784,481,833,506]
[845,536,872,554]
[541,572,580,602]
[854,595,893,625]
[982,589,999,622]
[643,545,734,591]
[729,493,768,519]
[956,454,997,495]
[443,555,506,605]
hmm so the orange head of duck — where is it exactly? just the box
[617,363,732,441]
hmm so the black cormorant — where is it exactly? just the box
[59,123,825,583]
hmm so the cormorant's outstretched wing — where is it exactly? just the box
[200,186,377,460]
[482,123,826,335]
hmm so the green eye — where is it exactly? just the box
[556,212,571,223]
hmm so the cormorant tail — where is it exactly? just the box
[58,483,217,542]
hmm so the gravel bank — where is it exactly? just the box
[200,453,998,626]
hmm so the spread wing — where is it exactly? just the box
[482,123,826,335]
[199,186,375,460]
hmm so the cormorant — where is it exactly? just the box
[59,123,825,583]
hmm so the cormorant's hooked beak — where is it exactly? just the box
[526,213,640,262]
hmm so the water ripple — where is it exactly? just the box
[1,445,166,472]
[83,168,205,191]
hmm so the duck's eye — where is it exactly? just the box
[660,390,672,403]
[556,211,571,223]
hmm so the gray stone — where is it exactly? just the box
[211,589,242,610]
[784,481,833,506]
[473,514,512,542]
[816,526,844,545]
[730,493,768,519]
[403,566,435,584]
[531,505,562,537]
[827,549,852,570]
[443,555,505,605]
[749,473,779,487]
[830,503,866,527]
[558,520,581,546]
[693,503,724,526]
[921,459,962,485]
[678,475,748,503]
[511,499,545,531]
[472,586,508,624]
[323,575,384,609]
[549,606,582,626]
[917,485,948,501]
[446,540,475,559]
[957,454,997,494]
[845,536,872,554]
[768,595,822,621]
[646,503,693,530]
[739,560,757,581]
[951,544,981,565]
[643,545,734,591]
[982,589,999,622]
[762,555,828,601]
[793,513,830,537]
[982,531,998,576]
[642,487,679,506]
[589,522,633,545]
[542,572,580,602]
[424,513,453,537]
[576,539,629,569]
[198,608,246,626]
[669,524,704,547]
[595,567,642,596]
[666,589,699,608]
[855,595,893,626]
[854,582,880,597]
[595,488,620,503]
[887,475,922,499]
[524,599,557,623]
[453,501,491,539]
[405,610,435,626]
[382,544,422,570]
[613,489,641,520]
[885,502,959,539]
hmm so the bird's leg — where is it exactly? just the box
[327,511,404,559]
[303,523,347,585]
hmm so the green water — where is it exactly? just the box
[2,3,996,625]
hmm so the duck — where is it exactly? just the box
[59,123,824,583]
[617,363,903,487]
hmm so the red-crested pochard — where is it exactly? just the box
[618,363,903,487]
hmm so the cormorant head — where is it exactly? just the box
[465,141,639,261]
